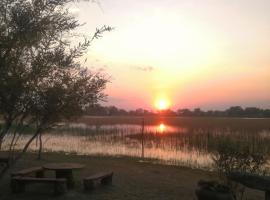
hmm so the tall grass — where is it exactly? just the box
[3,117,270,170]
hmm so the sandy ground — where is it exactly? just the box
[0,152,264,200]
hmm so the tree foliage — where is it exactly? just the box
[212,139,268,200]
[0,0,111,163]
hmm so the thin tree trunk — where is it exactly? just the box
[8,131,17,161]
[0,121,12,150]
[38,132,42,160]
[141,117,144,159]
[9,115,28,161]
[14,128,42,162]
[0,127,42,179]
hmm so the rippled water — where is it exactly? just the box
[4,117,270,170]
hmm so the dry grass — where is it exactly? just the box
[78,116,270,130]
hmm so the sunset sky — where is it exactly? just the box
[71,0,270,110]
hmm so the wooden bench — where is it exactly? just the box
[229,172,270,200]
[195,180,234,200]
[83,171,113,190]
[11,166,44,178]
[0,157,9,167]
[11,177,67,195]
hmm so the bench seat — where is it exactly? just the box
[0,157,9,166]
[11,166,44,178]
[11,177,67,195]
[83,171,113,190]
[229,172,270,200]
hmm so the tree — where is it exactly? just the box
[193,108,204,117]
[177,109,192,116]
[244,107,262,117]
[0,0,112,171]
[227,106,244,117]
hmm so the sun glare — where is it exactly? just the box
[158,123,166,133]
[155,99,169,110]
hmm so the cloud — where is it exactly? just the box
[131,65,155,72]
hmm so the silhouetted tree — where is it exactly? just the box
[244,107,262,117]
[227,106,244,117]
[194,108,204,116]
[0,0,111,169]
[177,109,192,116]
[176,107,270,118]
[264,109,270,117]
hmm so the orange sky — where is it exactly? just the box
[70,0,270,110]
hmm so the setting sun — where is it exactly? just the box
[2,1,270,200]
[155,99,170,110]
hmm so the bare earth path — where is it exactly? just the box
[0,152,264,200]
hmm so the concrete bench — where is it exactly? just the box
[195,180,234,200]
[11,166,44,178]
[0,157,9,167]
[11,176,67,195]
[229,172,270,200]
[83,171,113,190]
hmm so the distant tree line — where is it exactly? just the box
[84,105,270,118]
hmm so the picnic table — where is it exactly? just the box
[0,156,9,166]
[43,163,85,189]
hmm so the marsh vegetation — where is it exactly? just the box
[3,116,270,170]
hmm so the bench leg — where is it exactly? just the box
[101,174,113,185]
[83,180,95,191]
[54,182,67,195]
[11,179,25,194]
[56,170,74,189]
[266,191,270,200]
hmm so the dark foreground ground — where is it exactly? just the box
[0,152,264,200]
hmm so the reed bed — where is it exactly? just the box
[3,117,270,170]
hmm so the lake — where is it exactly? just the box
[5,116,270,170]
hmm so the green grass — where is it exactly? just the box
[0,152,265,200]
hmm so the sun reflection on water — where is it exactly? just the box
[158,123,166,133]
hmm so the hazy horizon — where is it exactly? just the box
[93,103,270,112]
[71,0,270,110]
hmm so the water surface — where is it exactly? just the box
[5,117,270,170]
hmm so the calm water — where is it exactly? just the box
[4,117,270,170]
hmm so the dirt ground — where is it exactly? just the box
[0,152,264,200]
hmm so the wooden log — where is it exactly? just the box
[229,172,270,191]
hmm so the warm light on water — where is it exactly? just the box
[158,123,165,133]
[4,118,270,170]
